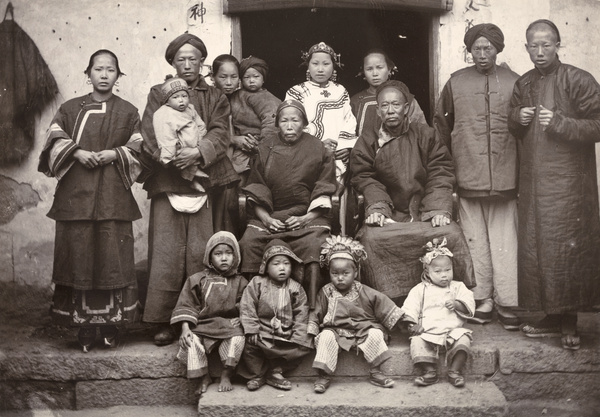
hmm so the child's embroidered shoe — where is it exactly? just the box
[447,370,465,388]
[266,371,292,390]
[246,377,266,391]
[313,376,331,393]
[369,371,394,388]
[414,370,438,386]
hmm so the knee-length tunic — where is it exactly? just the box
[508,60,600,312]
[38,94,143,326]
[239,132,336,273]
[350,123,475,298]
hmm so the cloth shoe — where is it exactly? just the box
[496,305,520,330]
[468,298,493,324]
[154,325,176,346]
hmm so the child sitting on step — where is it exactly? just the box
[401,238,475,388]
[239,239,312,391]
[171,231,248,396]
[309,235,405,393]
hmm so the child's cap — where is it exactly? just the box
[420,237,453,266]
[239,55,269,81]
[320,235,367,268]
[160,75,189,103]
[259,239,303,281]
[203,231,240,276]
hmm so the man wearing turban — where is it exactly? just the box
[140,33,238,346]
[433,23,520,330]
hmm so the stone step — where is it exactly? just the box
[194,379,507,417]
[1,313,599,411]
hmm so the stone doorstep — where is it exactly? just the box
[0,330,496,382]
[192,379,508,417]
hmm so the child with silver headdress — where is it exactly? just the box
[309,235,405,393]
[401,238,475,388]
[239,239,312,391]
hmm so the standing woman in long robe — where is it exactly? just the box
[508,20,600,350]
[38,50,143,352]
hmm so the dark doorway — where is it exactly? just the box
[240,8,432,122]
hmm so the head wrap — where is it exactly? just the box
[203,231,241,277]
[526,19,561,43]
[239,56,269,81]
[320,235,367,268]
[275,99,309,126]
[259,239,304,282]
[301,41,343,69]
[464,23,505,53]
[375,80,414,106]
[419,237,454,266]
[160,75,188,103]
[165,33,208,65]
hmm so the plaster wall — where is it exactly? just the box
[0,0,233,285]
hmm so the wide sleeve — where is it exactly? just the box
[140,86,164,161]
[240,277,261,335]
[248,91,281,139]
[170,273,202,326]
[400,284,423,324]
[152,106,179,165]
[336,88,358,150]
[289,284,311,347]
[307,288,328,336]
[546,70,600,143]
[433,81,455,153]
[242,149,274,212]
[235,276,249,314]
[507,80,529,139]
[350,134,394,218]
[453,282,475,320]
[367,287,405,331]
[38,105,79,180]
[196,90,231,169]
[419,128,455,219]
[308,144,336,212]
[114,114,144,190]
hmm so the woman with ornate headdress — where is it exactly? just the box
[285,41,357,182]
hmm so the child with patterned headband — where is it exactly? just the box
[401,238,475,388]
[309,235,405,393]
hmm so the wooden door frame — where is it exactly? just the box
[229,10,444,121]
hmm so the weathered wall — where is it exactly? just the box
[0,0,233,285]
[1,0,599,288]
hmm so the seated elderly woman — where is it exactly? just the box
[350,80,475,301]
[239,99,337,305]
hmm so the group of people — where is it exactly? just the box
[38,16,600,393]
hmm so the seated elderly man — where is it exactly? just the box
[350,80,475,301]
